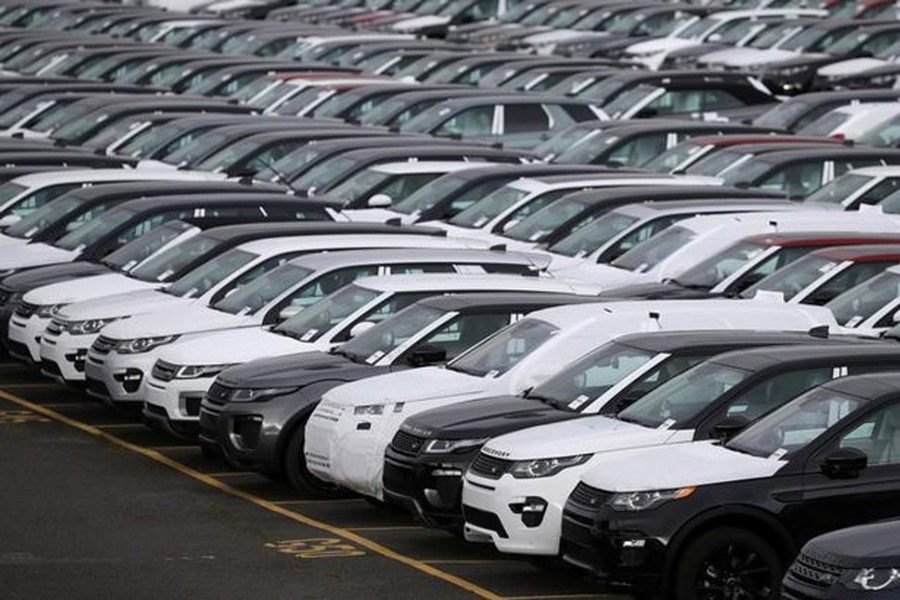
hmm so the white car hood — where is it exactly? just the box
[818,57,890,78]
[23,273,160,306]
[580,441,786,492]
[482,416,679,459]
[99,304,250,339]
[626,38,696,55]
[153,327,306,365]
[0,243,78,269]
[323,367,487,407]
[340,208,405,223]
[57,289,193,321]
[524,29,595,45]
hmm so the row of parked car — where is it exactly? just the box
[3,0,900,598]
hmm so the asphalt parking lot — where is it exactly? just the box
[0,360,626,600]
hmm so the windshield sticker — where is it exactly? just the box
[568,394,590,410]
[474,216,489,228]
[300,329,318,342]
[366,350,385,364]
[121,260,137,271]
[846,315,864,327]
[485,369,499,378]
[658,418,676,430]
[768,448,787,461]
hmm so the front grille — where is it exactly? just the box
[568,482,613,510]
[91,335,118,355]
[469,453,513,480]
[205,381,232,406]
[462,505,507,538]
[391,430,428,456]
[14,301,38,319]
[151,360,178,382]
[788,552,844,590]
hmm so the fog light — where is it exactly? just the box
[622,539,646,548]
[114,368,143,393]
[431,468,462,477]
[65,349,87,372]
[510,497,548,528]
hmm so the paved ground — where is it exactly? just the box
[0,361,628,600]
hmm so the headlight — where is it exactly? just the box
[173,363,238,379]
[116,335,179,354]
[35,303,66,318]
[846,568,900,591]
[423,438,488,454]
[610,487,695,511]
[229,386,298,403]
[64,317,120,335]
[773,65,808,77]
[509,454,591,478]
[354,403,385,416]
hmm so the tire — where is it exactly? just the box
[283,421,352,499]
[673,527,783,600]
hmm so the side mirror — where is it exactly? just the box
[349,321,375,338]
[712,416,750,442]
[367,193,392,208]
[0,214,21,228]
[821,447,868,479]
[406,344,447,367]
[892,309,900,324]
[277,305,303,322]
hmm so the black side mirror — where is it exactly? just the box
[406,345,447,367]
[821,447,868,479]
[712,416,750,442]
[225,167,255,179]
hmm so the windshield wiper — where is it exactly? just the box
[330,346,364,364]
[667,278,712,291]
[525,391,566,410]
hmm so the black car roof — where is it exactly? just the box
[558,185,784,204]
[781,90,900,105]
[417,292,600,312]
[330,145,535,161]
[203,222,446,243]
[435,164,611,182]
[102,193,327,213]
[596,122,775,136]
[425,94,598,108]
[816,371,900,400]
[712,344,900,371]
[65,180,286,201]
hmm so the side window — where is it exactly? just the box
[724,367,834,422]
[728,247,813,295]
[504,104,550,134]
[563,104,597,121]
[758,162,824,196]
[835,159,883,179]
[388,263,456,274]
[837,401,900,466]
[401,312,523,365]
[606,134,667,168]
[858,178,900,206]
[285,265,380,309]
[434,105,495,137]
[211,251,306,303]
[602,214,687,262]
[806,262,896,305]
[642,90,704,116]
[701,89,745,111]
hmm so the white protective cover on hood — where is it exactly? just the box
[23,273,159,306]
[150,327,310,365]
[98,304,250,340]
[0,243,78,269]
[56,289,195,321]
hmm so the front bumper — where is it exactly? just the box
[8,313,50,364]
[461,468,584,556]
[37,328,95,384]
[84,348,157,406]
[142,374,215,439]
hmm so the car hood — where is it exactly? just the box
[57,289,195,321]
[24,273,159,305]
[0,243,78,270]
[482,415,680,459]
[153,327,310,365]
[715,48,798,67]
[340,208,403,223]
[99,304,251,340]
[2,262,111,293]
[401,394,580,439]
[802,519,900,569]
[818,57,890,78]
[391,15,450,30]
[626,38,697,55]
[524,29,601,45]
[218,350,390,388]
[580,440,784,492]
[323,367,487,407]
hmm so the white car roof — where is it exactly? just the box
[828,102,900,118]
[353,273,599,294]
[233,233,467,255]
[508,175,689,194]
[845,165,900,177]
[371,161,484,175]
[282,247,544,270]
[613,200,793,219]
[674,209,881,235]
[8,168,221,188]
[708,8,826,19]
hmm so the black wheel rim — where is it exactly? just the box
[695,541,775,600]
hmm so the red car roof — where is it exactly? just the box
[810,244,900,262]
[745,232,900,248]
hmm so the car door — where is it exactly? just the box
[792,398,900,543]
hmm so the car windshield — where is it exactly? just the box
[447,317,559,377]
[721,157,776,186]
[128,232,223,282]
[0,97,53,128]
[275,87,333,116]
[741,254,841,301]
[118,121,196,158]
[618,361,752,428]
[503,196,591,242]
[676,16,717,40]
[449,184,529,229]
[749,22,800,49]
[778,25,826,52]
[53,109,113,144]
[545,210,639,257]
[103,220,195,272]
[326,168,393,205]
[336,303,446,362]
[30,100,99,134]
[165,248,257,298]
[826,270,900,327]
[603,85,660,120]
[212,263,315,315]
[53,207,136,251]
[256,145,327,184]
[727,387,866,459]
[798,111,850,137]
[753,99,811,130]
[685,148,749,177]
[163,128,235,165]
[83,116,146,150]
[0,182,26,206]
[673,240,769,289]
[194,138,259,172]
[534,125,602,160]
[643,141,706,173]
[391,172,468,215]
[804,173,872,206]
[292,156,361,191]
[611,225,696,272]
[554,130,618,164]
[529,342,656,412]
[5,196,85,239]
[273,283,382,343]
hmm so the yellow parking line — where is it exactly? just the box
[0,389,504,600]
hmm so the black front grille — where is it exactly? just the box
[568,482,612,510]
[151,360,178,382]
[0,287,11,306]
[205,381,232,406]
[788,552,844,590]
[391,430,428,456]
[14,301,38,319]
[92,335,118,355]
[470,453,513,479]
